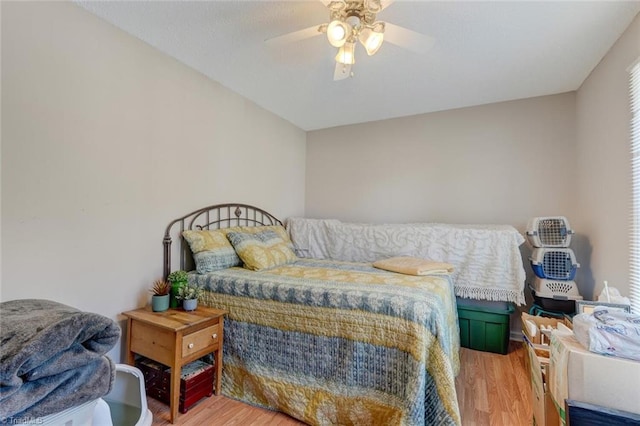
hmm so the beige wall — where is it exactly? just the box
[306,14,640,305]
[307,93,577,230]
[0,2,306,360]
[574,14,640,300]
[2,1,638,361]
[306,93,578,327]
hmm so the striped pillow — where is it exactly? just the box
[226,230,297,271]
[220,225,293,247]
[182,230,241,274]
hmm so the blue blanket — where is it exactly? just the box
[0,299,120,422]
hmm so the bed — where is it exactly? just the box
[163,203,462,425]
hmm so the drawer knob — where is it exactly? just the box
[188,343,194,349]
[212,333,217,339]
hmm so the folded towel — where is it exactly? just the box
[373,256,455,276]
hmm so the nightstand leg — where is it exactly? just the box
[125,318,135,366]
[215,348,222,395]
[170,363,180,423]
[170,332,183,424]
[215,322,223,395]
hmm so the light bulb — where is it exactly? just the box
[330,25,345,41]
[327,20,351,48]
[359,27,384,56]
[335,42,355,65]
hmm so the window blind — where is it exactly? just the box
[629,57,640,315]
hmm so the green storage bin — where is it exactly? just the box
[457,298,514,355]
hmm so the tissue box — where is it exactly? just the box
[549,333,640,423]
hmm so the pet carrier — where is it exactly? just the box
[530,278,583,313]
[526,216,573,248]
[530,248,579,280]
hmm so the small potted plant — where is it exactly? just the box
[175,282,204,311]
[167,270,189,308]
[149,279,170,312]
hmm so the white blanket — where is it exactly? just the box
[286,217,526,305]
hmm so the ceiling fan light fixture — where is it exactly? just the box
[364,0,382,13]
[327,20,351,47]
[335,42,356,65]
[359,27,384,56]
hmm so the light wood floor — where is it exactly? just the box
[149,341,532,426]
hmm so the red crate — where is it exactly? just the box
[136,357,214,413]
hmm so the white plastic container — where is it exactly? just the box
[94,364,153,426]
[39,399,99,425]
[531,277,583,313]
[526,216,573,248]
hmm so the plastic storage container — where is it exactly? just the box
[457,298,515,355]
[40,399,99,425]
[94,364,153,426]
[531,278,583,313]
[530,248,579,280]
[526,216,573,248]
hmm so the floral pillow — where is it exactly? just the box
[182,230,241,274]
[226,229,297,271]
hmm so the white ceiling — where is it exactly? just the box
[76,1,640,131]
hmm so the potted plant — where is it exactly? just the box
[167,270,189,308]
[149,279,170,312]
[175,282,204,311]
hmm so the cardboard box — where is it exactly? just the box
[521,312,573,375]
[549,333,640,423]
[521,313,575,425]
[522,312,572,347]
[526,341,560,426]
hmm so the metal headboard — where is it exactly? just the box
[163,203,283,278]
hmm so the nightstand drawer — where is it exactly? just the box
[182,324,219,357]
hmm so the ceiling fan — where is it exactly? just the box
[266,0,435,81]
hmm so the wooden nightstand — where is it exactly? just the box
[122,306,226,423]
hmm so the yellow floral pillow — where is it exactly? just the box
[226,229,297,271]
[182,230,241,273]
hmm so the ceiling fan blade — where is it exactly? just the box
[265,25,323,47]
[334,62,352,81]
[383,22,435,54]
[380,0,394,10]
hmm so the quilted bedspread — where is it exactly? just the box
[287,217,526,305]
[191,258,461,426]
